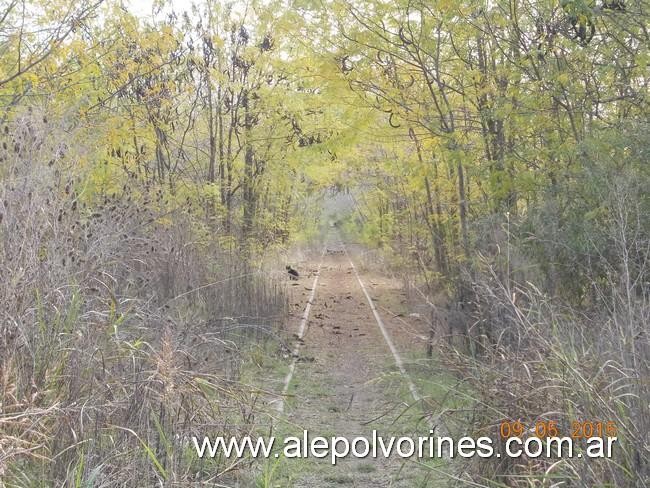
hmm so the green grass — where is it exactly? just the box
[237,326,474,487]
[376,350,472,486]
[239,341,291,390]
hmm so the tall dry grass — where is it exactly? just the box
[0,113,286,485]
[431,173,649,486]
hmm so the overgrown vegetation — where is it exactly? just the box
[326,1,650,485]
[0,111,288,484]
[0,0,648,485]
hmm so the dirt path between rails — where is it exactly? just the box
[272,244,439,487]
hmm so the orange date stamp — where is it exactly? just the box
[499,420,617,439]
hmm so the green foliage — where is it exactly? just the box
[0,0,648,485]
